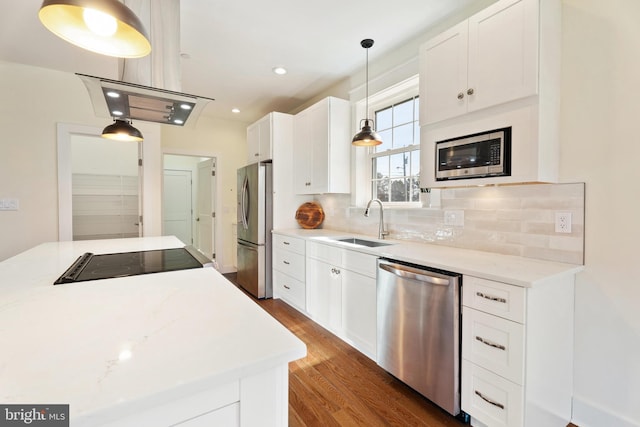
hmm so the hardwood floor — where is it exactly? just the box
[225,273,466,426]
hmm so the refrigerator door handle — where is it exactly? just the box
[240,175,249,230]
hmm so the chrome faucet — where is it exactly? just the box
[364,199,389,240]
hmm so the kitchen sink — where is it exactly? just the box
[335,237,392,247]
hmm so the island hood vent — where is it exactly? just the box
[77,73,214,127]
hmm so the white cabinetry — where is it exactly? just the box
[420,0,538,125]
[272,234,306,311]
[305,241,377,359]
[420,0,561,187]
[246,113,276,163]
[461,275,574,427]
[293,97,350,194]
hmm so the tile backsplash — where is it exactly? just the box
[314,183,585,265]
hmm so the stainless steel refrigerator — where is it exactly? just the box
[237,162,272,298]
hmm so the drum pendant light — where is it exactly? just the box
[102,119,143,142]
[38,0,151,58]
[352,39,382,147]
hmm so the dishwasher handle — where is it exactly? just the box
[379,262,451,286]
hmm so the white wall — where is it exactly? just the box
[561,1,640,425]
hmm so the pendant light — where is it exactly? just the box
[102,119,143,142]
[38,0,151,58]
[352,39,383,147]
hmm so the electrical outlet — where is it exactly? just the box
[555,212,572,233]
[0,198,19,211]
[444,210,465,227]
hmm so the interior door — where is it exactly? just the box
[163,169,193,245]
[197,158,215,259]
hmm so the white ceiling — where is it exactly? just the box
[0,0,479,124]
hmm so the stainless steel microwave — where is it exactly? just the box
[435,127,511,181]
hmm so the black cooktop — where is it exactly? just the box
[54,247,205,285]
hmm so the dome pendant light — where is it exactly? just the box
[352,39,382,147]
[102,119,143,142]
[38,0,151,58]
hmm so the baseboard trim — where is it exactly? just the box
[572,396,640,427]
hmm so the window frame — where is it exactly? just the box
[353,75,420,208]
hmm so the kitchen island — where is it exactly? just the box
[0,236,306,427]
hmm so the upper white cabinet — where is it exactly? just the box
[420,0,561,187]
[293,97,351,194]
[420,0,539,125]
[246,112,288,164]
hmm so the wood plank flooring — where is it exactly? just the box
[224,273,579,427]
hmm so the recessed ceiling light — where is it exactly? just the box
[232,108,240,114]
[106,91,120,98]
[112,110,123,116]
[272,66,287,75]
[173,119,184,125]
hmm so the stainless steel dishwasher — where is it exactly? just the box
[377,258,462,416]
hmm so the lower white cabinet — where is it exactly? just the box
[305,241,378,360]
[272,234,306,311]
[461,275,575,427]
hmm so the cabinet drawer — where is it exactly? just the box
[342,250,377,278]
[462,307,525,385]
[273,270,306,311]
[462,360,524,427]
[273,249,305,281]
[306,240,342,265]
[273,234,305,255]
[463,276,526,323]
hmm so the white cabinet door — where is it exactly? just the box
[419,0,539,125]
[467,0,538,113]
[420,20,468,125]
[306,257,342,333]
[293,97,350,195]
[342,269,377,359]
[246,114,273,164]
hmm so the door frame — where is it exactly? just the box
[57,122,162,241]
[162,148,222,268]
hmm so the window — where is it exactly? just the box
[370,96,420,203]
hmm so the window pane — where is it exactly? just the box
[393,99,414,126]
[410,150,420,176]
[414,123,420,145]
[393,123,414,149]
[409,177,420,202]
[390,152,408,178]
[374,179,389,201]
[414,97,420,122]
[390,179,407,202]
[375,107,392,131]
[374,156,389,178]
[375,128,393,152]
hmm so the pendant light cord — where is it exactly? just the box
[365,45,369,121]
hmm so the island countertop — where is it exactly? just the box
[0,237,306,426]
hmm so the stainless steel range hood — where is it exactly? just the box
[77,73,214,127]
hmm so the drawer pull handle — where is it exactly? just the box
[283,261,290,265]
[284,285,291,290]
[476,336,506,351]
[476,292,507,303]
[475,390,505,410]
[283,241,290,245]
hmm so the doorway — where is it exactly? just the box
[163,154,217,260]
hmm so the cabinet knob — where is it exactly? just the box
[467,88,475,96]
[254,153,259,157]
[457,92,464,100]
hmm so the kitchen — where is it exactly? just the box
[0,1,639,427]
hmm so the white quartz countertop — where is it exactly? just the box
[0,237,306,426]
[273,229,583,287]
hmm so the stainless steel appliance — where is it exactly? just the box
[377,258,462,416]
[436,127,511,181]
[237,162,273,298]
